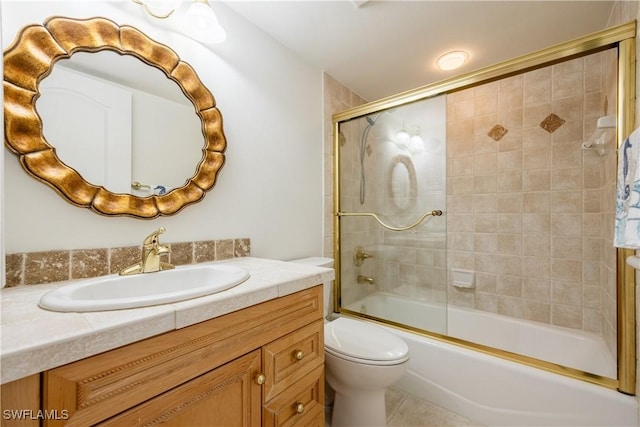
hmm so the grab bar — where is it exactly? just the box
[337,210,443,232]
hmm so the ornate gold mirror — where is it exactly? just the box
[3,16,226,218]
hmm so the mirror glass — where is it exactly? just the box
[38,51,204,195]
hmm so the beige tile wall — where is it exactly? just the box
[322,74,371,306]
[326,50,618,347]
[323,74,368,258]
[5,238,250,287]
[446,51,617,353]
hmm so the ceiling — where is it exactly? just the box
[222,0,617,101]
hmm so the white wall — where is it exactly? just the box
[1,1,324,261]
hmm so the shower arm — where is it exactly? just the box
[337,210,443,232]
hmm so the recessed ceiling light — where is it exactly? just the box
[436,50,469,71]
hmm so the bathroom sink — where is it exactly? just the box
[38,264,250,312]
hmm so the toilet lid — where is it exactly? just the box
[324,317,409,362]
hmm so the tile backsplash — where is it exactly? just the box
[5,238,251,287]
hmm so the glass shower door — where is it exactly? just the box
[337,95,447,335]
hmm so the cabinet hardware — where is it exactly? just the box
[255,373,266,385]
[295,402,305,414]
[294,350,304,360]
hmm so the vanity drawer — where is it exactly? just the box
[262,364,324,427]
[262,320,324,402]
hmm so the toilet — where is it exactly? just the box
[291,257,409,427]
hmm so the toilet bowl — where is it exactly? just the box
[291,257,410,427]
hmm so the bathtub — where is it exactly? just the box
[345,293,638,426]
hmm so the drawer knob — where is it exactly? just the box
[255,373,266,385]
[295,402,305,414]
[294,350,304,360]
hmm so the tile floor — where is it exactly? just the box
[385,387,484,426]
[325,387,485,427]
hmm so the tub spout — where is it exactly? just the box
[357,275,375,285]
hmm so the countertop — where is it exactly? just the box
[0,257,334,384]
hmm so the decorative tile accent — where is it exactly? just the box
[234,239,251,257]
[488,124,508,141]
[71,249,108,280]
[539,113,565,133]
[5,253,24,287]
[194,241,216,263]
[6,238,251,287]
[214,239,234,260]
[109,246,140,274]
[366,144,373,156]
[24,251,69,285]
[169,242,194,266]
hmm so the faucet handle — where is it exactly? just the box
[143,227,166,246]
[354,246,373,266]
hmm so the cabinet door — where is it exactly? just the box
[0,375,40,427]
[97,350,262,427]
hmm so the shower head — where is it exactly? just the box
[364,109,396,127]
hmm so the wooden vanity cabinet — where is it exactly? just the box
[37,285,324,426]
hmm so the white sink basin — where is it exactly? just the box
[38,264,250,312]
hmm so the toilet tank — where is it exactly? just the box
[290,257,334,269]
[290,257,334,317]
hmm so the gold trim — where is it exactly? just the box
[333,21,637,394]
[333,121,342,313]
[333,21,636,124]
[131,0,176,19]
[3,16,226,219]
[616,36,637,395]
[339,309,619,390]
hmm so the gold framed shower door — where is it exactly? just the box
[332,21,637,394]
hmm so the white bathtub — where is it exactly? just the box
[345,293,638,426]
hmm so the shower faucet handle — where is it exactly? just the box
[354,246,373,266]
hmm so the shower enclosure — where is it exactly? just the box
[332,22,636,393]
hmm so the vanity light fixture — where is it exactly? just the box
[436,50,468,71]
[133,0,226,44]
[132,0,182,19]
[182,0,226,43]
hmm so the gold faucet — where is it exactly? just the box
[354,246,373,266]
[357,275,375,285]
[119,227,175,275]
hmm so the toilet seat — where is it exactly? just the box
[325,317,409,366]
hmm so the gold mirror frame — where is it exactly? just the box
[3,16,226,218]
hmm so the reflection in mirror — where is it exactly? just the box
[38,51,203,195]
